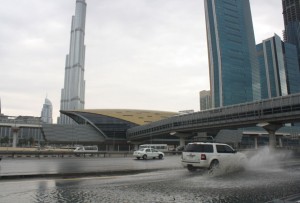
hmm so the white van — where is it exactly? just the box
[74,146,98,156]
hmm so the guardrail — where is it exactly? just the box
[0,151,182,159]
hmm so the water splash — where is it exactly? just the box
[245,146,293,171]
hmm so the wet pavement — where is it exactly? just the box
[0,155,182,178]
[0,149,300,202]
[0,162,299,203]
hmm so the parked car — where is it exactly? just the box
[181,142,246,172]
[133,148,164,160]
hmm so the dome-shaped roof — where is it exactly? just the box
[66,109,178,125]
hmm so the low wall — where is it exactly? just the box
[0,148,181,159]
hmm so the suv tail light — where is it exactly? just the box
[201,154,206,160]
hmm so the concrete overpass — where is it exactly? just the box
[0,117,42,147]
[127,93,300,147]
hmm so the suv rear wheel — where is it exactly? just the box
[208,160,219,173]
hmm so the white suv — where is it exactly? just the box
[181,142,246,172]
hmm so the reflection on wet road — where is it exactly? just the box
[0,161,299,203]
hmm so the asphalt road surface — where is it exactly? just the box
[0,152,300,203]
[0,164,299,203]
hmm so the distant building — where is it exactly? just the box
[0,116,43,147]
[204,0,260,108]
[257,34,300,99]
[257,34,288,99]
[199,90,212,111]
[58,0,87,124]
[284,42,300,94]
[41,98,53,124]
[0,98,2,116]
[282,0,300,66]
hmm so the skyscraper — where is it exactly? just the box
[199,90,212,111]
[282,0,300,64]
[284,42,300,94]
[41,97,53,124]
[0,98,2,116]
[58,0,87,124]
[204,0,260,108]
[257,34,288,99]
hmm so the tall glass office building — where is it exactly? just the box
[282,0,300,65]
[204,0,260,108]
[257,34,288,99]
[257,34,300,99]
[285,42,300,94]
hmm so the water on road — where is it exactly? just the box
[0,148,299,202]
[0,162,299,202]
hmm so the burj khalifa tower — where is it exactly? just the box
[58,0,87,124]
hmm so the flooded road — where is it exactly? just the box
[0,161,299,203]
[0,148,300,202]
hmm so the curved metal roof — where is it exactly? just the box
[72,109,178,125]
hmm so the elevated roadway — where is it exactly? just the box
[0,117,42,147]
[127,93,300,145]
[0,118,41,128]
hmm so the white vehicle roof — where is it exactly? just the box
[187,142,228,145]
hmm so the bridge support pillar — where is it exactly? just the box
[269,133,276,148]
[134,144,139,150]
[279,136,283,147]
[254,136,258,149]
[170,132,191,148]
[260,123,282,148]
[11,127,20,148]
[179,137,185,147]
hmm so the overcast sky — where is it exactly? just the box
[0,0,284,123]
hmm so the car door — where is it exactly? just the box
[151,149,159,157]
[216,144,235,167]
[145,148,152,158]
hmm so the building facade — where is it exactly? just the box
[204,0,260,108]
[43,109,179,151]
[257,34,288,99]
[284,42,300,94]
[282,0,300,65]
[0,116,43,147]
[41,98,53,124]
[257,34,300,99]
[58,0,87,124]
[199,90,212,111]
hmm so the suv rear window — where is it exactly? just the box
[184,144,213,153]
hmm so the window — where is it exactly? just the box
[185,144,213,153]
[216,145,234,153]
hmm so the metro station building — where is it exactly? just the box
[42,109,179,150]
